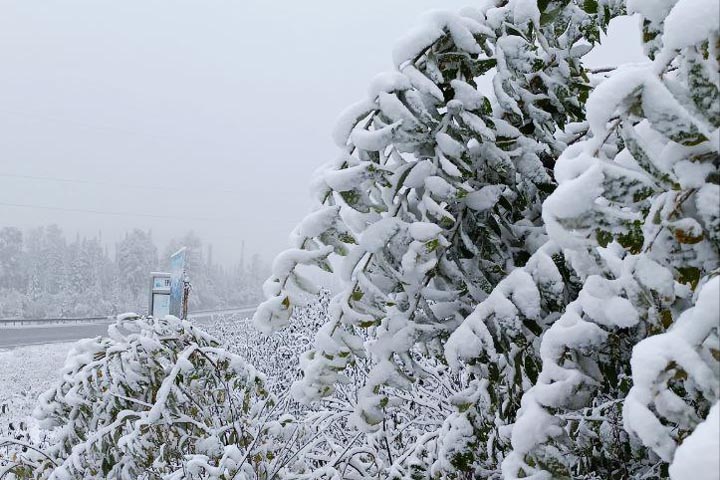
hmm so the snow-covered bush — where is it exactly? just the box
[21,314,298,480]
[254,0,718,478]
[201,291,330,399]
[0,407,37,480]
[495,0,720,475]
[256,0,619,429]
[253,0,621,477]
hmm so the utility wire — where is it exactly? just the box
[0,173,242,195]
[0,200,221,222]
[0,107,204,144]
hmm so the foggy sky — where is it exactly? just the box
[0,1,645,264]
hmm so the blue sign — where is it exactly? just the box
[170,247,187,317]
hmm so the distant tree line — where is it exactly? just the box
[0,225,269,319]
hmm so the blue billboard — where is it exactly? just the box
[169,247,187,317]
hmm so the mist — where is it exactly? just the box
[0,1,644,266]
[0,0,482,265]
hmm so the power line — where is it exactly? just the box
[0,107,200,144]
[0,172,242,195]
[0,200,221,222]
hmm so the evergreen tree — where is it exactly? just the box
[0,227,24,291]
[116,229,158,307]
[41,225,67,296]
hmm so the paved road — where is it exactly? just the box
[0,322,113,349]
[0,307,256,350]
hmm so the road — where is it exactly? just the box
[0,307,256,349]
[0,322,113,349]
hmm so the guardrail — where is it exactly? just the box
[0,316,113,327]
[0,306,258,327]
[189,306,257,316]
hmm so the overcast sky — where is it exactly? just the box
[0,1,645,264]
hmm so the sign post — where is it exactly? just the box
[148,272,171,318]
[170,247,188,319]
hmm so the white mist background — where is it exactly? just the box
[0,1,645,264]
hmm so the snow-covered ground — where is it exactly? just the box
[0,343,71,436]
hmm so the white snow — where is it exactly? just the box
[408,222,443,242]
[393,16,445,67]
[696,183,720,232]
[351,120,402,151]
[367,72,412,99]
[673,159,716,189]
[401,64,445,101]
[511,0,540,25]
[292,206,340,240]
[465,185,503,211]
[436,132,465,158]
[624,277,720,461]
[585,65,649,138]
[323,164,369,192]
[404,159,436,188]
[359,217,402,253]
[332,99,376,147]
[439,154,463,177]
[378,91,420,125]
[669,402,720,480]
[451,79,486,111]
[663,0,720,51]
[425,175,457,198]
[392,10,489,67]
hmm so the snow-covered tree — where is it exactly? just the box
[472,0,719,475]
[40,225,67,297]
[116,229,158,306]
[252,0,626,476]
[0,227,24,291]
[254,0,717,478]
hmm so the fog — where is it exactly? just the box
[0,1,644,264]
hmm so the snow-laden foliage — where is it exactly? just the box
[0,412,39,480]
[255,0,621,437]
[201,292,330,399]
[625,278,719,465]
[441,242,578,477]
[668,400,720,480]
[11,314,301,480]
[205,297,513,479]
[253,0,717,478]
[474,0,718,475]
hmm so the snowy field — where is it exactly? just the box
[0,343,71,438]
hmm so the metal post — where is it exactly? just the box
[181,276,191,320]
